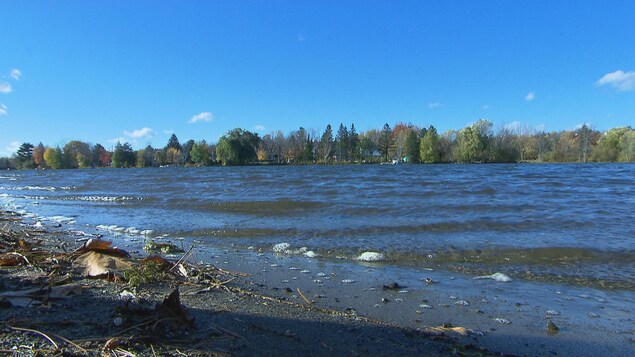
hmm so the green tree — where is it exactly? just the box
[15,143,35,169]
[63,141,91,168]
[457,120,492,162]
[190,140,213,166]
[404,129,421,163]
[181,139,195,165]
[378,123,393,162]
[112,142,136,168]
[215,128,261,165]
[420,126,440,163]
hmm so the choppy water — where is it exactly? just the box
[1,164,634,290]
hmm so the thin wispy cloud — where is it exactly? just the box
[595,70,635,92]
[107,137,127,144]
[124,127,154,138]
[188,112,213,124]
[0,104,7,116]
[163,129,174,135]
[0,81,12,94]
[10,69,21,81]
[428,102,443,108]
[574,122,592,130]
[482,105,491,110]
[525,92,535,101]
[254,125,266,131]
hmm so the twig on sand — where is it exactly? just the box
[296,287,312,305]
[170,246,195,273]
[48,331,88,353]
[10,326,59,350]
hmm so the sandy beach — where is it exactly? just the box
[2,209,634,356]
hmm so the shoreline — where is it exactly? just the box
[2,210,634,356]
[1,210,491,356]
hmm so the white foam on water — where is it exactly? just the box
[356,252,385,262]
[46,215,76,224]
[473,272,512,282]
[304,250,318,258]
[273,242,291,253]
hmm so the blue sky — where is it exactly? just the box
[1,0,634,156]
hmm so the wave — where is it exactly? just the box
[170,199,326,216]
[0,185,74,191]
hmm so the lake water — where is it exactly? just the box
[1,164,634,291]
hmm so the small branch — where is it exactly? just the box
[11,326,59,350]
[296,288,312,305]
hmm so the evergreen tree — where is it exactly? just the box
[318,124,335,162]
[349,123,359,162]
[336,123,350,161]
[378,123,393,162]
[165,134,182,151]
[15,143,35,169]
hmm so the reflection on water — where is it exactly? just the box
[1,164,634,290]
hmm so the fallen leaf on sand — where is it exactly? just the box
[425,325,470,336]
[74,239,130,258]
[73,251,132,277]
[0,257,22,266]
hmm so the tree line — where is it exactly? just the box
[2,120,635,170]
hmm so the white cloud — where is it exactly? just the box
[503,121,522,132]
[10,69,21,81]
[428,102,443,108]
[188,112,213,124]
[525,92,535,101]
[163,129,174,135]
[124,127,154,138]
[0,104,7,116]
[254,125,266,131]
[0,80,12,94]
[3,141,21,156]
[595,70,635,91]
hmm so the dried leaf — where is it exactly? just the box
[74,239,130,258]
[0,257,21,266]
[426,325,469,336]
[73,251,132,277]
[142,255,173,270]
